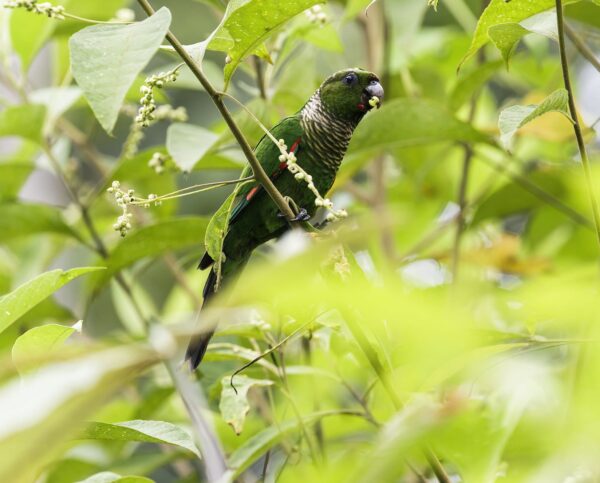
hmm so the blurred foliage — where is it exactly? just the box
[1,0,600,481]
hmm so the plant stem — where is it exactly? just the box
[451,143,473,282]
[564,23,600,74]
[135,0,296,222]
[555,0,600,251]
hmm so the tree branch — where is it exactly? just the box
[556,0,600,251]
[135,0,296,222]
[564,22,600,74]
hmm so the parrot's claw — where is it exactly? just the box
[278,208,310,222]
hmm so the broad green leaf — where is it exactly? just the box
[69,7,172,134]
[0,344,158,483]
[0,203,80,241]
[219,375,273,435]
[208,0,322,89]
[0,267,103,334]
[77,473,153,483]
[12,323,77,372]
[348,98,489,155]
[498,89,572,149]
[9,7,55,67]
[166,123,219,172]
[97,217,208,285]
[449,60,503,111]
[460,0,578,68]
[0,163,34,201]
[488,10,558,66]
[81,420,200,457]
[0,104,46,143]
[29,87,82,135]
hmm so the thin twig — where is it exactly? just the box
[135,0,296,222]
[565,23,600,73]
[556,0,600,251]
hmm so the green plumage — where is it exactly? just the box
[186,68,384,369]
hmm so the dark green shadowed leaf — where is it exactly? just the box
[81,420,200,457]
[69,7,171,134]
[0,104,46,143]
[96,217,209,286]
[0,267,104,334]
[0,203,81,242]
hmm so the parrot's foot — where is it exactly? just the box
[278,207,310,222]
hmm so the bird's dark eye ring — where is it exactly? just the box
[342,73,357,85]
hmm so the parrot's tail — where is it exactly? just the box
[184,265,218,370]
[185,252,249,370]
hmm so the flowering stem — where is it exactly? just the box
[135,0,296,222]
[555,0,600,252]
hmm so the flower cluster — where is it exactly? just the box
[3,0,65,19]
[148,152,172,174]
[123,104,187,159]
[305,5,326,24]
[106,181,134,237]
[136,68,181,127]
[276,139,347,222]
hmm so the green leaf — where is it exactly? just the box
[208,0,322,89]
[460,0,578,68]
[488,10,558,66]
[0,104,46,143]
[77,473,154,483]
[219,375,273,435]
[0,267,103,334]
[0,163,34,202]
[348,98,489,155]
[226,411,362,479]
[29,87,82,135]
[449,60,503,111]
[96,217,208,286]
[9,7,55,67]
[81,420,199,457]
[0,203,80,241]
[69,7,172,134]
[0,344,159,483]
[12,323,77,372]
[166,123,220,172]
[498,89,572,149]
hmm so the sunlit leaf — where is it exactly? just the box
[81,420,200,457]
[219,375,272,435]
[449,60,503,111]
[0,267,103,335]
[0,104,46,143]
[498,89,572,149]
[166,123,220,172]
[69,7,171,134]
[9,7,55,67]
[0,163,34,202]
[12,323,77,372]
[207,0,322,89]
[0,345,159,482]
[29,87,82,135]
[77,472,154,483]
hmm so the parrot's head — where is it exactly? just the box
[317,68,384,123]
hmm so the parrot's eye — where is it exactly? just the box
[342,73,358,86]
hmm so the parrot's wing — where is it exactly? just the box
[228,115,303,224]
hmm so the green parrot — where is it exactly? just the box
[186,68,383,369]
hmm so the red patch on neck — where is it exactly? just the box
[357,103,365,111]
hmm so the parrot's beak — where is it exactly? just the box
[362,80,384,110]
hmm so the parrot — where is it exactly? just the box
[185,68,384,369]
